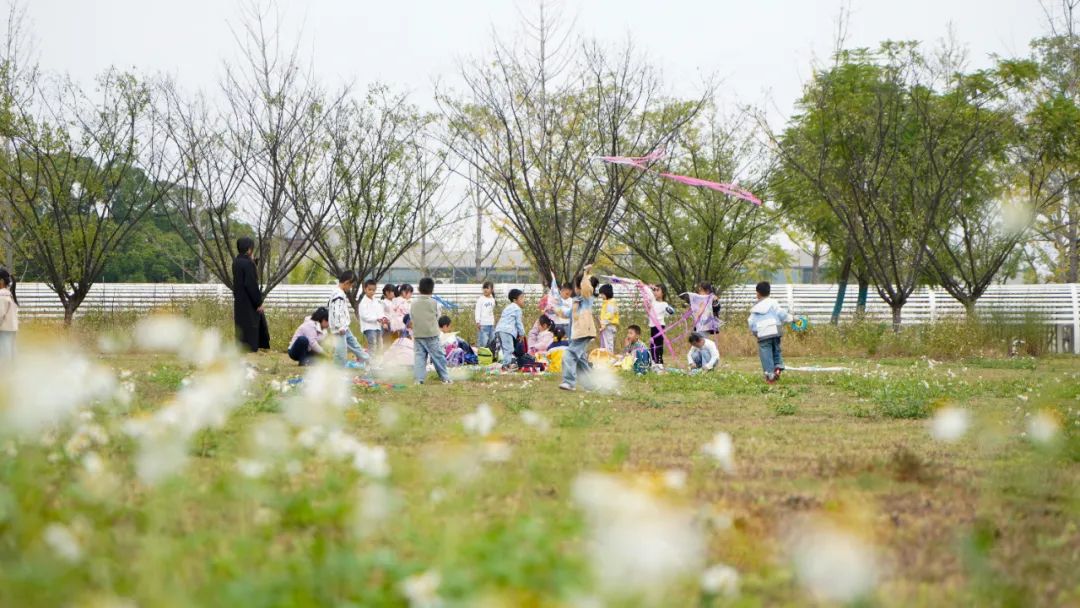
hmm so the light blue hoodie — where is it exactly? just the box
[495,302,525,338]
[747,297,790,341]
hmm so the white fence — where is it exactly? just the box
[14,281,1079,352]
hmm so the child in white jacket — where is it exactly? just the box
[358,279,387,351]
[687,332,719,371]
[0,268,17,360]
[328,271,369,365]
[474,281,496,348]
[747,281,791,383]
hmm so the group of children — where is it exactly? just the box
[284,266,793,387]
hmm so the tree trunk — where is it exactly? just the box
[856,275,869,316]
[63,301,76,327]
[1068,187,1079,283]
[830,253,852,325]
[963,298,977,319]
[810,242,822,284]
[474,202,484,282]
[891,303,903,332]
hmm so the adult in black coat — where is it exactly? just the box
[233,237,269,352]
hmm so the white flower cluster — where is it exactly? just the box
[572,472,705,604]
[0,351,118,437]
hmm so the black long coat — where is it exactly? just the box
[232,254,268,352]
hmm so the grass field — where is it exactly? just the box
[1,317,1078,607]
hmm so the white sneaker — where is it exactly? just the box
[442,379,453,384]
[558,383,575,391]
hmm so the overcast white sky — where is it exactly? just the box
[24,0,1047,124]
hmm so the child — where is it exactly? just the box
[551,282,573,338]
[684,282,721,335]
[475,281,496,349]
[357,278,386,351]
[494,289,526,367]
[623,324,646,354]
[641,282,675,365]
[598,284,619,352]
[0,268,17,360]
[438,315,458,348]
[687,332,720,372]
[558,264,597,391]
[328,271,367,365]
[380,284,397,333]
[747,281,791,384]
[390,284,413,337]
[527,314,555,354]
[287,307,330,366]
[549,326,568,349]
[410,278,452,384]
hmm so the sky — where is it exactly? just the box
[23,0,1048,125]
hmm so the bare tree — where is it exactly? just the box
[438,1,706,283]
[160,2,344,294]
[306,87,447,302]
[612,107,775,294]
[0,1,35,272]
[0,68,174,324]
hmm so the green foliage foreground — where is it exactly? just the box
[0,315,1077,607]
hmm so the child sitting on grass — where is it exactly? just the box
[623,324,647,354]
[438,315,458,347]
[687,332,719,372]
[747,281,790,384]
[528,314,555,354]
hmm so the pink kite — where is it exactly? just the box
[595,148,763,206]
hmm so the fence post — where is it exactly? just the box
[786,284,795,314]
[928,287,937,323]
[1071,284,1079,355]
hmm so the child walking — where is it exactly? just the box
[358,278,386,351]
[642,282,674,365]
[558,265,597,391]
[598,284,619,352]
[327,271,367,366]
[411,278,452,385]
[475,281,496,349]
[494,288,526,368]
[0,269,17,360]
[747,281,790,384]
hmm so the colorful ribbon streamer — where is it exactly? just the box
[595,149,762,206]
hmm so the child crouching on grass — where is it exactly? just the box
[687,332,719,372]
[747,281,790,384]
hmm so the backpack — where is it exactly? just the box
[446,348,465,367]
[476,347,494,366]
[632,348,651,375]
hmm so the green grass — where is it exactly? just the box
[0,320,1078,607]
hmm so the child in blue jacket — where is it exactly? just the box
[747,281,791,384]
[495,289,526,367]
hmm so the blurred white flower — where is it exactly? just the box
[0,351,117,437]
[79,452,120,499]
[929,407,969,443]
[284,365,351,429]
[788,520,878,603]
[520,409,550,432]
[43,523,82,562]
[700,563,740,597]
[400,570,442,608]
[319,429,390,478]
[269,379,283,393]
[379,405,401,429]
[572,472,705,603]
[64,422,109,458]
[1028,411,1060,444]
[1017,394,1029,402]
[463,403,496,436]
[589,365,621,393]
[134,433,188,486]
[480,439,512,463]
[661,469,687,491]
[236,458,268,479]
[702,432,735,473]
[133,315,195,353]
[354,482,400,536]
[249,418,291,457]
